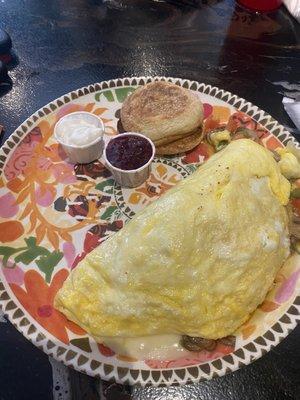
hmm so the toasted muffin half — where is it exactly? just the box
[120,81,204,154]
[156,128,204,155]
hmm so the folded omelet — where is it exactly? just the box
[55,139,291,340]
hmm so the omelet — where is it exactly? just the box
[55,139,291,340]
[276,146,300,179]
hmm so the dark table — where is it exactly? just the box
[0,1,300,399]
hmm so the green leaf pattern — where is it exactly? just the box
[95,178,115,194]
[101,206,118,221]
[0,237,63,283]
[95,87,138,103]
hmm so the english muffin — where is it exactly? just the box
[156,128,203,155]
[120,81,204,154]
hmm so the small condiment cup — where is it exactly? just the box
[103,132,155,188]
[54,111,105,164]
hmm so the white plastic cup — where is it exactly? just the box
[54,111,105,164]
[103,132,155,188]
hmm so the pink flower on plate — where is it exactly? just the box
[51,163,77,184]
[203,103,213,119]
[0,192,19,218]
[1,261,25,286]
[4,127,42,181]
[275,269,300,304]
[63,242,76,269]
[57,145,68,161]
[35,185,56,207]
[47,143,68,161]
[36,156,52,171]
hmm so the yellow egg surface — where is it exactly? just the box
[55,139,291,339]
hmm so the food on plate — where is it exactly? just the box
[55,112,103,146]
[120,81,204,155]
[103,133,155,188]
[282,144,300,253]
[105,134,153,171]
[55,139,290,340]
[275,145,300,179]
[231,127,260,142]
[207,126,262,153]
[207,128,231,151]
[180,335,220,352]
[54,112,104,164]
[153,129,203,156]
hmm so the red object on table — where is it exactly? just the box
[0,54,12,64]
[237,0,283,11]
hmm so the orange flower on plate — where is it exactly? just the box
[10,269,85,344]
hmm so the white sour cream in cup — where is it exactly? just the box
[54,112,105,164]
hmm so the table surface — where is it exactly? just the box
[0,0,300,399]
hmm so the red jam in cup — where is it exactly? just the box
[106,134,153,170]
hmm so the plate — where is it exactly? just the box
[0,76,299,387]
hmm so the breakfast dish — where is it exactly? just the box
[120,81,204,155]
[55,139,290,340]
[0,77,299,387]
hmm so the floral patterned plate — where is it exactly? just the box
[0,77,299,387]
